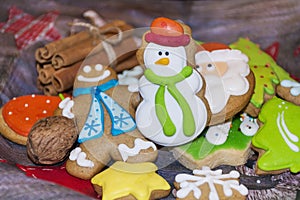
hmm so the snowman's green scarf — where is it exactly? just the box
[144,66,195,137]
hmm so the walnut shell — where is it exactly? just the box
[27,116,78,165]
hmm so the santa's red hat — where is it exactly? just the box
[145,17,190,47]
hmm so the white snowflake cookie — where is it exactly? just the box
[174,166,248,200]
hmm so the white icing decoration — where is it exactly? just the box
[239,113,259,136]
[118,65,143,93]
[77,65,111,82]
[195,49,250,114]
[280,79,300,96]
[59,97,74,119]
[117,138,157,161]
[205,121,231,145]
[83,65,91,73]
[69,147,94,167]
[136,43,207,146]
[175,166,248,200]
[95,64,103,71]
[276,111,299,152]
[77,152,94,167]
[69,147,81,161]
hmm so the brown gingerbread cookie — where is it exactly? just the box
[66,63,158,180]
[195,42,255,125]
[0,95,62,145]
[135,17,210,146]
[91,161,170,200]
[276,79,300,106]
[229,38,293,117]
[174,166,248,200]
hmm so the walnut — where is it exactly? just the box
[27,116,78,165]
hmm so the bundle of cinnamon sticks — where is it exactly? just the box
[35,20,139,96]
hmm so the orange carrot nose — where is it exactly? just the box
[155,57,169,65]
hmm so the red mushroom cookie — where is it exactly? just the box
[0,94,61,145]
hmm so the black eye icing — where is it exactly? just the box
[158,51,162,56]
[196,65,200,69]
[207,63,213,68]
[165,51,169,56]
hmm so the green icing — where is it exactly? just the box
[180,116,253,160]
[144,66,195,137]
[252,97,300,173]
[249,65,279,108]
[230,38,292,108]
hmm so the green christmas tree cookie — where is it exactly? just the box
[252,97,300,173]
[230,38,293,109]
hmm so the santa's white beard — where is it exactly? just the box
[204,74,229,114]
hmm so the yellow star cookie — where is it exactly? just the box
[91,161,170,200]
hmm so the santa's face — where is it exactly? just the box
[143,43,187,76]
[196,61,228,77]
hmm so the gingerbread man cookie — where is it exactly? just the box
[135,17,209,146]
[66,63,158,180]
[252,97,300,174]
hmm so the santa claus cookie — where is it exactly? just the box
[135,17,210,146]
[0,95,62,145]
[252,97,300,174]
[229,38,293,117]
[66,63,158,180]
[172,113,258,170]
[195,42,255,125]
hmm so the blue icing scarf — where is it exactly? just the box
[73,79,136,143]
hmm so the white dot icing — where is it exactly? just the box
[83,65,92,73]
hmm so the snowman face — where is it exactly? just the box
[143,43,187,75]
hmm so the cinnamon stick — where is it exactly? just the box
[51,24,133,69]
[35,31,91,63]
[52,61,82,92]
[114,54,139,73]
[78,36,138,68]
[43,84,58,96]
[38,64,56,84]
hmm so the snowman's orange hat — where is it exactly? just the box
[145,17,190,47]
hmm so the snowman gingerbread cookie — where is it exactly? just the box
[135,17,209,146]
[66,63,158,180]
